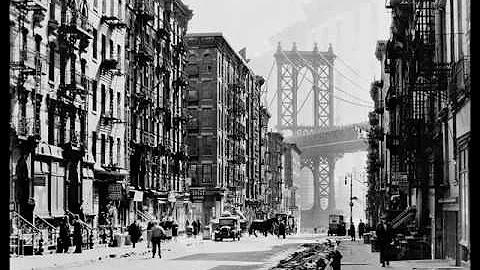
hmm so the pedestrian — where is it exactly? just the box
[78,200,86,222]
[151,221,166,258]
[350,223,356,241]
[376,217,392,267]
[196,219,202,234]
[278,221,286,239]
[192,220,198,236]
[58,216,71,253]
[358,219,365,240]
[128,220,141,248]
[72,214,83,253]
[147,221,154,248]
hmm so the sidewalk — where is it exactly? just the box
[338,239,470,270]
[10,234,205,270]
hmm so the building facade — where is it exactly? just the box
[368,0,470,265]
[124,0,192,231]
[282,143,302,232]
[265,132,284,216]
[184,33,256,225]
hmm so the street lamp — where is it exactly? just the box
[345,174,358,226]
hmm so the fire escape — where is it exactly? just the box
[97,4,126,171]
[57,0,92,214]
[386,0,449,238]
[9,0,47,256]
[129,0,155,191]
[226,80,247,206]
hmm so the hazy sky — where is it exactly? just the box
[183,0,311,58]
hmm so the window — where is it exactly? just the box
[117,44,121,67]
[48,99,55,144]
[92,80,97,111]
[117,92,121,118]
[94,0,98,9]
[203,164,211,183]
[101,134,106,164]
[92,29,97,59]
[92,131,97,161]
[109,136,114,165]
[459,140,470,247]
[109,88,114,116]
[110,0,114,16]
[101,84,106,114]
[101,34,106,61]
[118,0,122,19]
[49,2,55,20]
[48,43,55,81]
[102,0,106,14]
[110,39,114,59]
[116,138,121,166]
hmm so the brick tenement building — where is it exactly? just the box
[125,0,192,229]
[265,132,284,215]
[184,33,263,224]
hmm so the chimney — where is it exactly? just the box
[239,47,247,61]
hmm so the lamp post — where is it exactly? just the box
[345,173,358,226]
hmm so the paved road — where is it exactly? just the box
[67,234,326,270]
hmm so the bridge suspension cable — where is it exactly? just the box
[280,50,374,111]
[335,55,372,85]
[293,49,371,94]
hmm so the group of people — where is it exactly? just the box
[185,219,202,236]
[128,220,166,258]
[58,214,87,254]
[348,219,367,241]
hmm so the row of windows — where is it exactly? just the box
[91,131,122,165]
[91,80,122,117]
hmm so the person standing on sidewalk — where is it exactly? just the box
[151,221,165,258]
[72,215,83,253]
[192,220,198,237]
[376,218,392,267]
[358,220,365,240]
[128,220,141,248]
[146,221,154,248]
[58,216,71,253]
[350,223,356,241]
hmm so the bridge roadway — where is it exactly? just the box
[284,122,369,229]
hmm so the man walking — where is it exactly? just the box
[72,215,83,253]
[151,221,165,258]
[358,219,365,240]
[58,216,71,253]
[128,220,141,248]
[376,217,392,267]
[349,223,356,241]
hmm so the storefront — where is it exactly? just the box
[189,187,226,225]
[93,165,128,229]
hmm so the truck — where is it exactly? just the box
[328,214,346,236]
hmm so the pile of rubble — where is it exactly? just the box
[271,240,342,270]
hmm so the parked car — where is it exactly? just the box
[214,216,241,241]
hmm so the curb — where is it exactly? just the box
[15,249,150,270]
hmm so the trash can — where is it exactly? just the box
[203,226,211,240]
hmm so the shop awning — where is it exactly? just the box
[94,167,128,182]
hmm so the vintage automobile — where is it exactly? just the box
[214,216,241,241]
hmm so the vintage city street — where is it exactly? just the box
[9,0,470,269]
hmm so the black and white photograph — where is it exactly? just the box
[8,0,471,269]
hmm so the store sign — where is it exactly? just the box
[190,188,205,201]
[108,183,122,200]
